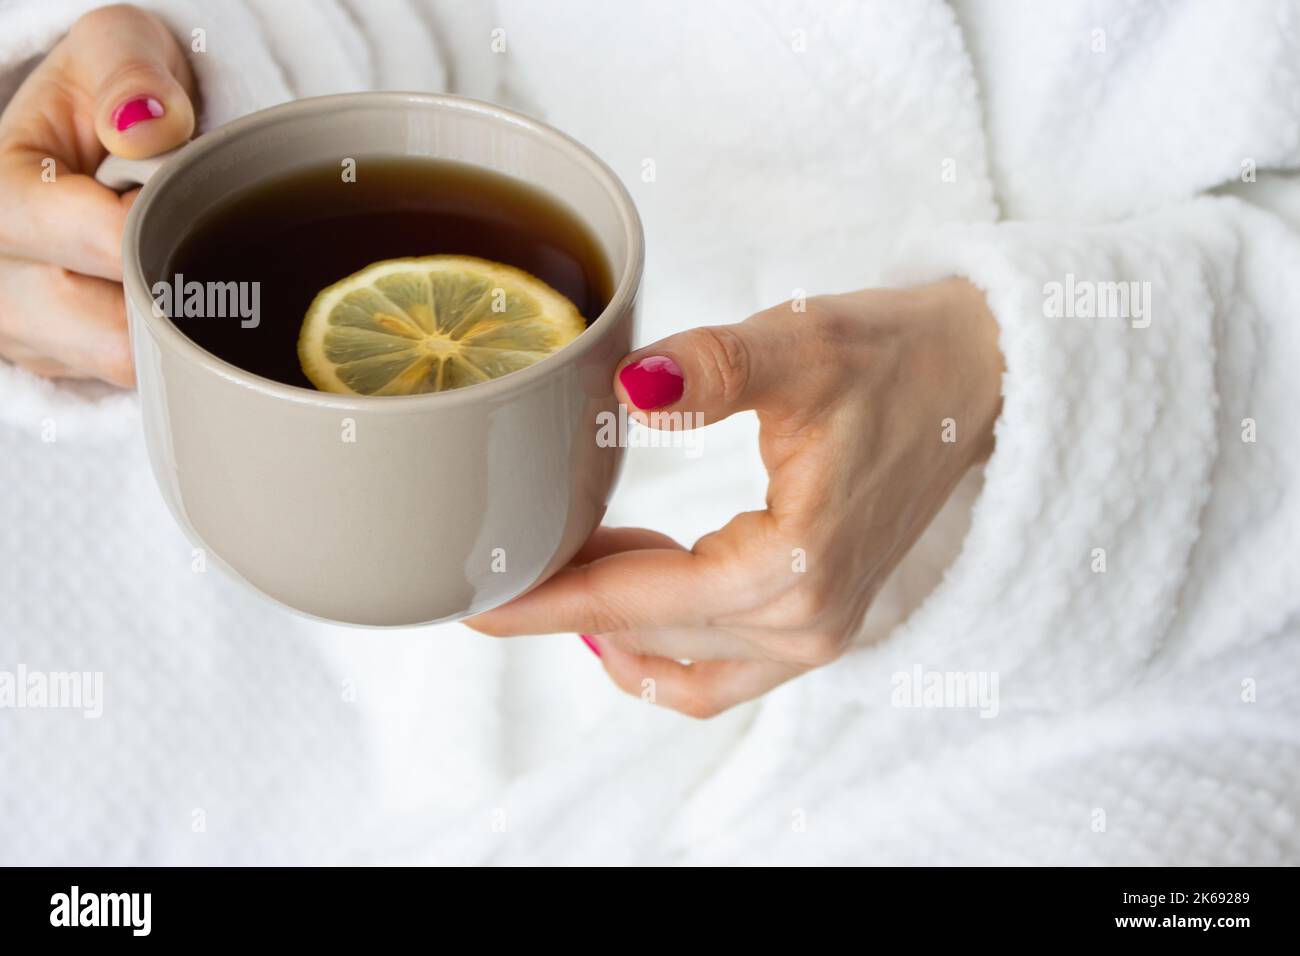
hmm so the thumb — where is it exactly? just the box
[614,317,802,427]
[70,5,196,159]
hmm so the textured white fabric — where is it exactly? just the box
[0,0,1297,864]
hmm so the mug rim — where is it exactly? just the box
[122,91,645,411]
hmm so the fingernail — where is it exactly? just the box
[618,355,684,410]
[578,634,602,658]
[113,96,165,132]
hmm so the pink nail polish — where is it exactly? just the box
[618,355,683,410]
[113,96,165,132]
[579,634,602,658]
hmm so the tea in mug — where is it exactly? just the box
[163,157,613,393]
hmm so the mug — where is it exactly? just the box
[96,92,643,627]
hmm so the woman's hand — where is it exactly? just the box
[468,277,1005,717]
[0,4,195,387]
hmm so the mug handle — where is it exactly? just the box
[93,147,183,191]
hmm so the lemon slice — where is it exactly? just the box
[297,255,585,395]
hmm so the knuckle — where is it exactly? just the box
[98,61,171,102]
[46,265,81,299]
[808,300,849,336]
[802,301,856,357]
[781,577,835,628]
[45,263,100,307]
[799,630,847,667]
[588,609,635,637]
[32,265,81,310]
[73,4,147,36]
[88,338,133,386]
[572,569,636,636]
[101,349,134,385]
[582,611,623,637]
[82,229,124,280]
[692,325,750,405]
[758,578,851,667]
[770,628,844,668]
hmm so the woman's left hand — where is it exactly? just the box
[467,278,1004,718]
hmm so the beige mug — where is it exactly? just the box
[96,92,643,627]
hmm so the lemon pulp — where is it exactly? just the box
[297,255,585,395]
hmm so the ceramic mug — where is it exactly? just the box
[96,92,643,627]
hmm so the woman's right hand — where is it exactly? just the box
[470,278,1005,717]
[0,3,196,387]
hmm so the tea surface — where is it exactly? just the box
[165,157,613,389]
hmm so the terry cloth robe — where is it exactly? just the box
[0,0,1297,864]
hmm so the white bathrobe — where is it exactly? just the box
[1,0,1297,864]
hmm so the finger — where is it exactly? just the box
[468,526,694,636]
[467,546,720,636]
[0,160,132,279]
[66,4,197,160]
[0,257,133,387]
[0,12,192,276]
[15,360,76,379]
[468,510,783,638]
[0,344,77,380]
[612,311,809,426]
[568,525,685,566]
[597,626,763,662]
[557,528,755,661]
[597,642,804,719]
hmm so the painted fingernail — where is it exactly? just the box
[618,355,683,410]
[113,96,165,132]
[578,634,602,658]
